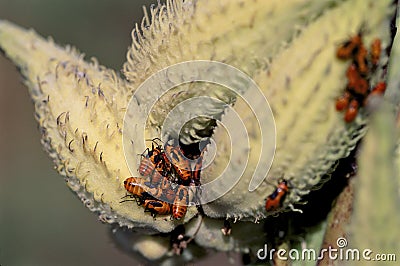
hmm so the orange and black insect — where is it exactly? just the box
[336,91,351,111]
[139,139,163,176]
[355,44,369,76]
[120,177,150,205]
[148,138,175,182]
[147,141,163,165]
[371,82,386,95]
[336,34,362,59]
[191,149,206,186]
[138,157,156,177]
[365,82,387,105]
[160,177,177,202]
[172,186,189,220]
[165,143,192,184]
[344,99,359,123]
[265,180,289,212]
[148,162,164,186]
[345,64,368,96]
[147,177,176,203]
[353,77,368,96]
[346,64,360,89]
[123,177,148,198]
[143,199,172,218]
[370,38,381,66]
[161,152,173,175]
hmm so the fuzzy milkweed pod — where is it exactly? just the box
[0,0,397,263]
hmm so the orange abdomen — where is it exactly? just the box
[172,186,188,219]
[144,199,172,216]
[336,35,362,59]
[265,180,289,212]
[370,38,381,65]
[172,203,187,220]
[139,157,155,176]
[123,177,146,197]
[165,144,191,182]
[344,99,359,123]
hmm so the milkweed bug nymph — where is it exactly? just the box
[265,179,289,212]
[336,34,362,59]
[143,199,172,218]
[123,177,148,198]
[344,99,359,123]
[172,186,189,220]
[370,38,381,66]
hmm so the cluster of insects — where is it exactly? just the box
[121,138,205,220]
[262,34,387,213]
[335,33,386,122]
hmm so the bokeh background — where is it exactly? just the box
[0,1,240,265]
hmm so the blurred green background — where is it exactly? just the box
[0,1,239,265]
